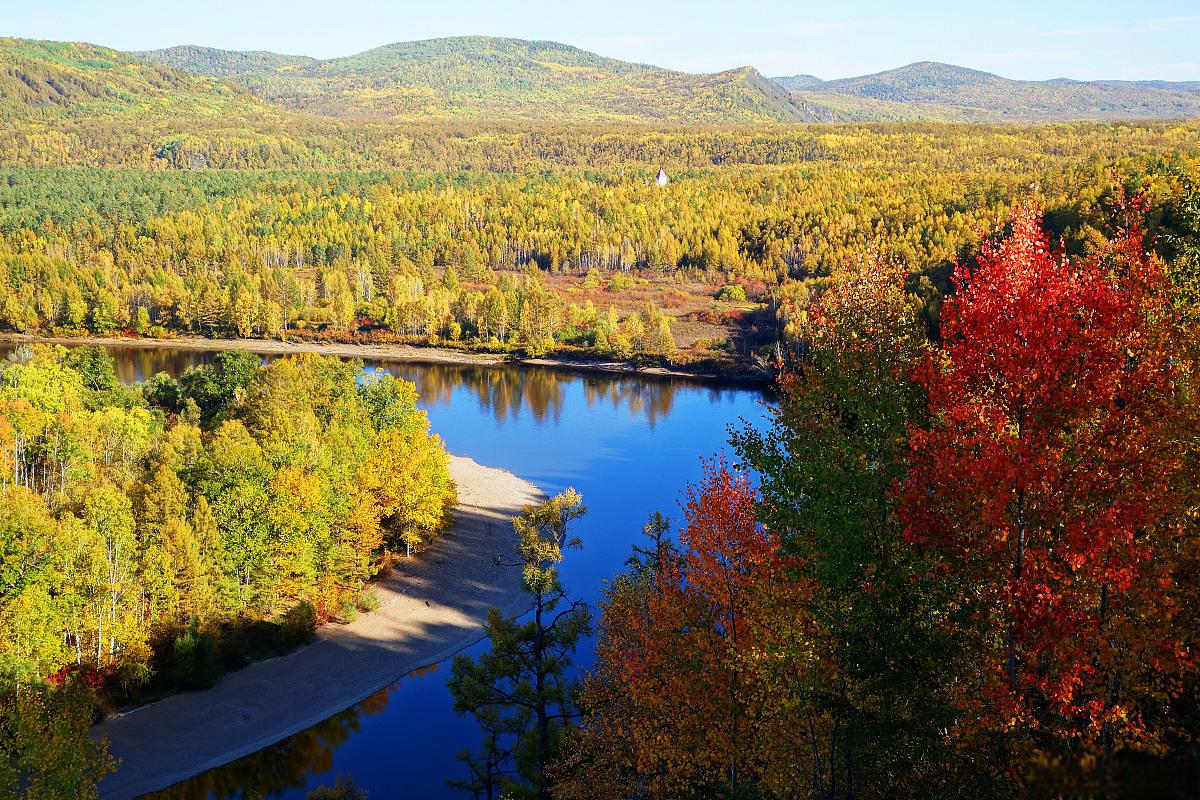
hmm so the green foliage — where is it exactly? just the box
[716,283,747,302]
[0,679,116,800]
[173,350,262,424]
[336,599,358,624]
[275,602,318,650]
[1165,169,1200,322]
[164,626,221,689]
[732,258,976,794]
[449,491,590,800]
[0,346,453,711]
[357,589,381,613]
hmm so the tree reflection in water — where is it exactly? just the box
[368,361,743,429]
[144,665,439,800]
[0,344,756,430]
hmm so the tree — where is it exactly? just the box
[0,487,66,686]
[448,490,590,800]
[899,204,1182,777]
[83,484,139,667]
[731,255,982,798]
[0,679,116,800]
[560,463,817,800]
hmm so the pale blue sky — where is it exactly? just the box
[3,0,1197,81]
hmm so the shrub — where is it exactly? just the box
[358,589,381,613]
[274,601,318,650]
[165,627,221,689]
[608,274,634,292]
[716,284,747,302]
[219,628,251,669]
[337,599,358,624]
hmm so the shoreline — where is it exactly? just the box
[0,333,771,386]
[94,454,543,800]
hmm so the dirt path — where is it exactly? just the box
[94,455,541,800]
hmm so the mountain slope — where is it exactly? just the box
[6,36,1198,127]
[138,36,828,123]
[776,61,1200,122]
[0,37,277,119]
[133,45,316,77]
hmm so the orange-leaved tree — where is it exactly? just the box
[557,460,819,800]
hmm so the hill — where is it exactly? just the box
[4,37,1198,127]
[0,37,277,119]
[133,44,316,77]
[776,61,1200,122]
[137,36,828,123]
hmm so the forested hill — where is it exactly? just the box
[775,61,1200,122]
[4,35,1199,125]
[0,37,278,119]
[135,37,827,124]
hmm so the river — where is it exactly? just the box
[2,342,772,799]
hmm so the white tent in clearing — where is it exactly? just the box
[655,168,669,186]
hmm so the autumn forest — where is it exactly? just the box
[0,17,1199,800]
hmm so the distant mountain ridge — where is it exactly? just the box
[774,61,1200,122]
[135,36,828,124]
[1,36,1197,125]
[0,37,276,119]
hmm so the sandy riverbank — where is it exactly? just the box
[94,455,542,800]
[0,333,766,384]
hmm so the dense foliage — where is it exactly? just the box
[3,38,1200,793]
[560,203,1200,798]
[0,123,1197,370]
[0,346,454,699]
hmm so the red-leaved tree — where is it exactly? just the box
[900,201,1184,766]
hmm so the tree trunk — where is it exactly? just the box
[534,589,550,800]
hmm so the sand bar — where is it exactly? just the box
[94,455,541,800]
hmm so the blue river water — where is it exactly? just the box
[31,345,772,799]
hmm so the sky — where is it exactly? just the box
[2,0,1198,81]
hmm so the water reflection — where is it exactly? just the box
[373,362,720,429]
[0,341,760,428]
[143,678,402,800]
[0,343,217,384]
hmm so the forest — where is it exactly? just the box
[0,347,455,796]
[429,190,1200,799]
[1,121,1198,375]
[1,44,1200,795]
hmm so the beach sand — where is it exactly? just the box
[94,455,541,800]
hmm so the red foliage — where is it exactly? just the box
[46,664,107,691]
[899,202,1182,749]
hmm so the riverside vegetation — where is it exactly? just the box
[2,31,1200,800]
[447,194,1200,799]
[0,347,455,797]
